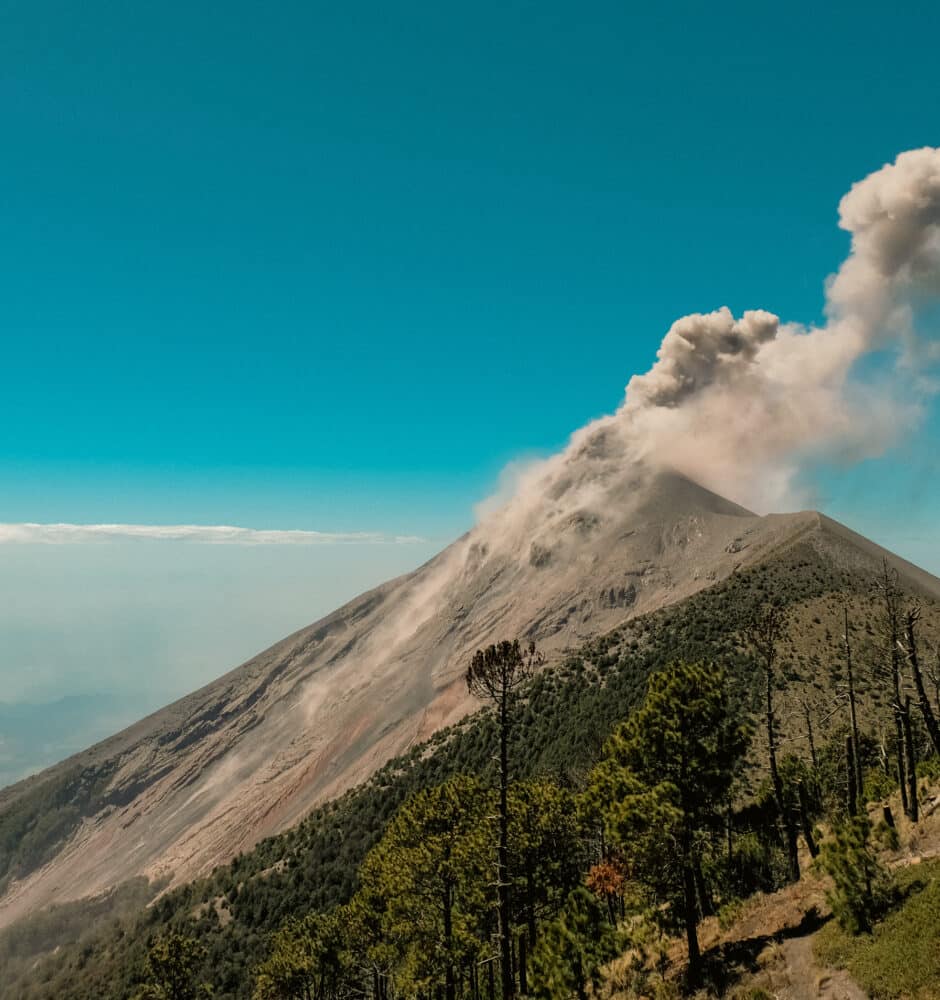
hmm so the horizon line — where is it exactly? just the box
[0,522,426,546]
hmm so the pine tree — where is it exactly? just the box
[507,780,583,986]
[747,605,801,882]
[253,911,351,1000]
[585,661,749,979]
[467,640,542,999]
[820,816,891,935]
[529,888,620,1000]
[137,933,213,1000]
[356,776,491,1000]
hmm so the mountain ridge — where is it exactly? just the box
[2,470,939,932]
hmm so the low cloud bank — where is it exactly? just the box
[0,523,424,545]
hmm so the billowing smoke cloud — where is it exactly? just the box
[829,146,940,345]
[480,146,940,534]
[291,149,940,759]
[288,148,940,776]
[625,308,781,410]
[0,523,424,545]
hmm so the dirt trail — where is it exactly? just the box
[776,933,868,1000]
[697,876,871,999]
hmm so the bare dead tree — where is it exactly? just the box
[900,695,919,822]
[846,734,858,817]
[903,608,940,760]
[876,560,912,818]
[466,639,542,1000]
[747,605,800,882]
[802,698,819,772]
[928,643,940,719]
[842,605,864,798]
[796,780,819,858]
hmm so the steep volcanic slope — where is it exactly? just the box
[2,469,938,930]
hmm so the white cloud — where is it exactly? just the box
[0,523,424,545]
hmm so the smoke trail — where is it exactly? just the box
[480,146,940,534]
[296,148,940,731]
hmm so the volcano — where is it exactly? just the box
[2,468,939,930]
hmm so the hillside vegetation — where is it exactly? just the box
[3,535,940,1000]
[815,855,940,998]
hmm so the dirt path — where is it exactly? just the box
[774,932,868,1000]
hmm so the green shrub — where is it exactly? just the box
[819,817,892,934]
[717,899,744,931]
[872,818,899,853]
[815,859,940,999]
[530,888,621,1000]
[915,756,940,781]
[862,769,896,803]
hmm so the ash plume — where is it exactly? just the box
[290,148,940,747]
[478,146,940,546]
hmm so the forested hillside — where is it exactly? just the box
[4,533,940,999]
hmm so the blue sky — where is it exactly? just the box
[2,1,940,776]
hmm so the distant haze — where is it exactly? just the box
[2,502,939,788]
[0,539,437,784]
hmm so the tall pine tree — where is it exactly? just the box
[585,661,749,979]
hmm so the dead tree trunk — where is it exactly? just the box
[878,560,911,817]
[517,931,527,997]
[930,646,940,718]
[769,662,800,880]
[903,696,919,823]
[803,700,819,772]
[797,780,819,858]
[749,606,800,883]
[904,610,940,759]
[844,606,864,798]
[847,735,858,817]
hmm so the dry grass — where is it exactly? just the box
[604,780,940,999]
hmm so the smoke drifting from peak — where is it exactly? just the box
[626,308,781,410]
[830,146,940,342]
[483,147,940,529]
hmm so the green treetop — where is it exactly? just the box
[355,775,492,1000]
[253,910,352,1000]
[585,661,750,979]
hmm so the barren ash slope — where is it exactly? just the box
[4,146,940,932]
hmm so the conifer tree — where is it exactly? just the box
[585,661,749,979]
[820,816,891,935]
[747,605,801,882]
[529,888,620,1000]
[357,776,491,1000]
[137,933,212,1000]
[507,780,583,984]
[467,640,542,999]
[253,911,351,1000]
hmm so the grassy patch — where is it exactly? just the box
[814,859,940,999]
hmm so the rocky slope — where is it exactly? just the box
[2,468,939,930]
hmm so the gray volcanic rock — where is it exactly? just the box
[1,469,938,928]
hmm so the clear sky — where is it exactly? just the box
[2,1,940,779]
